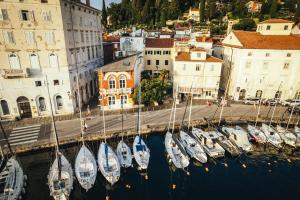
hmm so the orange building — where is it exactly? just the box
[97,54,142,110]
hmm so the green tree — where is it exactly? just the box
[233,18,257,31]
[207,0,217,20]
[200,0,206,22]
[141,0,151,24]
[102,0,107,28]
[270,0,278,18]
[296,0,300,21]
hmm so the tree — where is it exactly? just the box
[296,0,300,21]
[200,0,206,22]
[207,0,217,20]
[270,0,278,18]
[102,0,108,28]
[232,18,257,31]
[141,0,151,24]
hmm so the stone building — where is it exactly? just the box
[0,0,103,119]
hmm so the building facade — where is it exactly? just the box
[144,38,174,76]
[173,48,223,101]
[0,0,103,119]
[97,54,143,110]
[219,19,300,101]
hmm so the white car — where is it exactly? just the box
[281,99,300,107]
[244,97,260,105]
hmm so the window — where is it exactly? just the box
[147,60,151,65]
[35,81,42,87]
[108,96,115,105]
[255,90,263,98]
[109,77,116,89]
[197,53,201,58]
[45,31,55,45]
[42,11,51,21]
[38,97,46,112]
[91,47,94,59]
[30,53,40,69]
[275,91,282,99]
[0,9,9,20]
[119,76,126,88]
[248,52,252,56]
[3,31,15,44]
[283,62,290,69]
[80,31,84,42]
[86,31,89,42]
[1,100,10,115]
[25,31,35,44]
[55,95,63,110]
[79,16,83,26]
[41,0,48,3]
[145,51,147,55]
[205,91,212,96]
[266,25,271,30]
[20,10,30,21]
[165,60,169,65]
[284,25,288,30]
[196,64,200,71]
[156,60,159,65]
[87,48,90,60]
[265,53,270,57]
[121,95,127,105]
[53,80,59,85]
[49,53,58,68]
[9,54,21,69]
[287,53,291,57]
[295,92,300,100]
[245,61,251,68]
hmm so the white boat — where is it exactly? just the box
[221,126,253,152]
[213,130,241,156]
[192,128,225,158]
[180,131,207,163]
[97,142,120,185]
[165,132,190,168]
[0,157,25,200]
[116,140,133,168]
[75,144,97,191]
[294,126,300,147]
[48,153,73,200]
[260,123,283,148]
[247,124,267,144]
[133,136,150,170]
[276,125,296,147]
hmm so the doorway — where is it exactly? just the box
[17,96,32,118]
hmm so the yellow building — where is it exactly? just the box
[0,0,103,119]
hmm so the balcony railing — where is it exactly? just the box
[1,69,28,78]
[101,88,132,95]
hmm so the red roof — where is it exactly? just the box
[259,19,293,24]
[145,38,174,48]
[103,36,120,43]
[223,31,300,50]
[196,36,213,43]
[175,52,223,62]
[190,47,206,52]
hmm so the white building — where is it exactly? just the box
[120,36,145,56]
[189,36,214,55]
[219,19,300,101]
[0,0,103,120]
[173,48,223,101]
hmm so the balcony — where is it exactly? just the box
[101,88,132,95]
[1,69,28,78]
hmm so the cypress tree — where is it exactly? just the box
[200,0,206,22]
[296,0,300,21]
[102,0,107,28]
[269,0,278,18]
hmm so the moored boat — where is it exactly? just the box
[247,124,267,144]
[276,125,297,147]
[260,123,283,148]
[117,140,133,168]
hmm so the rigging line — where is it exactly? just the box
[172,93,177,135]
[121,91,124,142]
[167,99,175,133]
[137,83,142,136]
[255,97,263,128]
[269,82,283,128]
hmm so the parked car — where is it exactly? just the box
[281,99,300,107]
[264,98,281,106]
[244,97,260,105]
[287,106,300,115]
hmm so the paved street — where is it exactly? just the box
[1,103,294,152]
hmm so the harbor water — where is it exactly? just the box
[20,133,300,200]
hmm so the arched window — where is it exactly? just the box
[9,53,21,69]
[1,100,10,115]
[255,90,263,98]
[38,97,46,112]
[30,53,40,69]
[119,75,126,89]
[239,89,246,100]
[55,95,63,110]
[49,53,59,68]
[275,91,282,99]
[109,77,116,89]
[295,92,300,100]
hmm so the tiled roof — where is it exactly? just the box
[103,36,120,43]
[97,55,137,72]
[259,19,293,24]
[145,38,174,48]
[190,47,206,52]
[223,31,300,50]
[175,52,223,62]
[196,36,213,43]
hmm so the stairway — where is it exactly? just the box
[6,124,41,147]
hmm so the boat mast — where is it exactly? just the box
[269,82,283,127]
[286,103,296,132]
[45,75,62,180]
[121,91,124,142]
[255,96,263,128]
[136,83,141,136]
[0,121,13,156]
[188,80,194,130]
[172,88,177,134]
[167,100,175,133]
[100,70,107,143]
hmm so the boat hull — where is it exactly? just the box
[117,140,133,168]
[133,136,150,170]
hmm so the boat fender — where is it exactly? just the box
[242,163,247,168]
[168,159,172,164]
[267,162,271,166]
[172,184,176,190]
[145,175,148,180]
[106,195,110,200]
[224,163,228,168]
[125,184,131,189]
[287,158,291,163]
[205,167,209,172]
[186,171,190,176]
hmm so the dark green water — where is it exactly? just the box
[20,134,300,200]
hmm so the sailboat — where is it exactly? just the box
[74,73,97,191]
[260,123,283,148]
[180,93,207,163]
[247,124,267,144]
[275,125,296,147]
[46,76,73,200]
[116,96,133,168]
[97,73,120,185]
[133,84,150,170]
[294,126,300,147]
[165,98,190,169]
[0,123,26,200]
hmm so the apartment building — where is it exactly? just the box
[0,0,103,119]
[219,19,300,101]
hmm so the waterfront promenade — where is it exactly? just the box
[0,104,296,153]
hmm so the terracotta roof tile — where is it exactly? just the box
[103,36,120,43]
[145,38,174,48]
[190,47,206,52]
[259,19,293,24]
[175,52,223,63]
[196,36,213,43]
[223,31,300,50]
